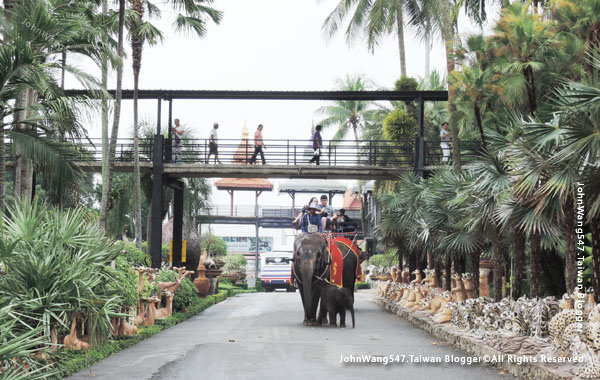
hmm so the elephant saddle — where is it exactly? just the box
[326,235,362,287]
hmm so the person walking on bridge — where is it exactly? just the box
[171,118,184,163]
[440,122,451,164]
[248,124,266,165]
[308,125,322,165]
[207,122,222,164]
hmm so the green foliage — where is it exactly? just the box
[369,249,397,268]
[355,281,371,290]
[0,200,123,350]
[106,256,139,310]
[394,76,418,92]
[383,108,417,142]
[199,234,227,257]
[119,241,151,266]
[222,254,247,273]
[155,269,197,312]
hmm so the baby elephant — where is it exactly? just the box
[317,283,355,328]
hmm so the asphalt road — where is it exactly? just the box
[68,291,515,380]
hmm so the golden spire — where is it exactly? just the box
[242,118,249,140]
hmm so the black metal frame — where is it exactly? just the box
[64,88,449,268]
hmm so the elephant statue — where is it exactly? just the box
[292,233,359,326]
[317,282,355,328]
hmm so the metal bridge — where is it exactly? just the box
[22,88,471,269]
[23,137,479,180]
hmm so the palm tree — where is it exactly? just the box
[0,0,111,209]
[316,74,375,234]
[322,0,408,76]
[100,0,126,234]
[127,0,222,248]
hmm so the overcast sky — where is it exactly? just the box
[65,0,498,247]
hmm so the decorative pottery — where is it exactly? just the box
[194,250,211,297]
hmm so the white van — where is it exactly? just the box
[260,251,295,292]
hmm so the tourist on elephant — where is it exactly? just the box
[318,194,335,231]
[293,197,318,229]
[301,201,322,233]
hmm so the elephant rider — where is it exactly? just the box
[318,194,335,231]
[301,201,323,233]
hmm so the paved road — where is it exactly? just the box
[69,291,515,380]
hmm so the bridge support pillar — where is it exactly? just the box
[414,95,425,177]
[172,181,184,267]
[151,134,164,269]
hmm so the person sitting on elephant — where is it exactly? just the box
[317,282,355,328]
[301,201,322,233]
[293,197,317,230]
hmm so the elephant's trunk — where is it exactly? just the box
[350,305,355,328]
[302,267,314,320]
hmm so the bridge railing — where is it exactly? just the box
[167,138,415,167]
[205,204,362,219]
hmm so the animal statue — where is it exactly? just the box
[64,315,90,351]
[391,267,398,283]
[400,285,417,308]
[433,301,454,323]
[411,269,423,285]
[317,283,355,328]
[462,273,475,299]
[570,335,600,379]
[142,297,160,327]
[155,291,174,320]
[550,291,587,347]
[292,233,358,326]
[405,285,425,309]
[451,273,467,303]
[401,268,410,284]
[479,269,490,298]
[425,291,451,314]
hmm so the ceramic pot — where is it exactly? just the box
[194,264,211,297]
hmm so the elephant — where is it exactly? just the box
[292,233,359,326]
[317,283,355,328]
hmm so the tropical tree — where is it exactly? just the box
[0,0,113,210]
[321,0,409,77]
[126,0,222,248]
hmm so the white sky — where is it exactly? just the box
[64,0,498,247]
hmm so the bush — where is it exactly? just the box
[369,249,397,268]
[155,269,197,312]
[0,200,124,350]
[222,254,247,273]
[198,234,228,257]
[106,256,139,309]
[119,241,150,266]
[355,281,371,290]
[383,108,418,142]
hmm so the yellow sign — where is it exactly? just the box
[169,240,187,263]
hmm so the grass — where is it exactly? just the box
[52,285,256,379]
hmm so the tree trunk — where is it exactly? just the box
[474,103,486,149]
[395,0,406,77]
[131,0,144,249]
[471,251,480,298]
[444,255,451,291]
[530,231,541,298]
[354,126,367,236]
[100,0,109,229]
[591,214,600,303]
[99,0,125,233]
[439,0,461,169]
[563,193,576,293]
[493,225,504,301]
[512,227,525,300]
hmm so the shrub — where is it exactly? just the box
[198,234,227,257]
[0,200,123,350]
[222,254,247,273]
[155,269,197,312]
[119,241,150,266]
[355,281,371,290]
[106,256,139,309]
[383,108,418,142]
